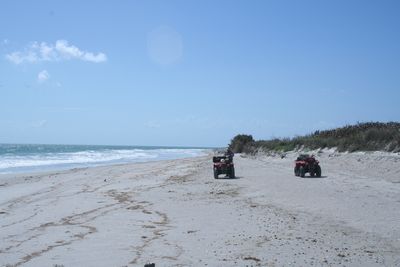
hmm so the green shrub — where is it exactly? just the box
[228,134,255,153]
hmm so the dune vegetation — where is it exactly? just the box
[229,122,400,153]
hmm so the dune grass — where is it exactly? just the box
[229,122,400,153]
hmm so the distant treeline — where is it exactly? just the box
[229,122,400,153]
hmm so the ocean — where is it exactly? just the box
[0,143,209,174]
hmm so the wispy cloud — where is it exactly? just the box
[31,120,47,128]
[145,121,162,128]
[6,40,107,64]
[39,106,85,112]
[147,26,183,66]
[37,70,50,83]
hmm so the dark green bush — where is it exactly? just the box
[228,134,255,153]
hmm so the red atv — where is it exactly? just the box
[294,154,322,178]
[213,155,235,179]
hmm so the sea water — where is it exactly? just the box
[0,143,209,174]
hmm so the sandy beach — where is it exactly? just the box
[1,151,400,267]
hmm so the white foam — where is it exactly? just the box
[0,148,208,174]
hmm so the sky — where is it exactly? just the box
[1,0,399,147]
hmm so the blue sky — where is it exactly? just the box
[1,0,399,147]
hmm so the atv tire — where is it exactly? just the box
[229,167,235,179]
[300,166,306,178]
[294,166,300,176]
[315,165,321,177]
[213,168,219,179]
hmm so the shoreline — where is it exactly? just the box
[0,150,211,176]
[0,144,211,176]
[1,153,399,266]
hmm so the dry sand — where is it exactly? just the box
[1,150,400,266]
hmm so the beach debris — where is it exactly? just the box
[127,205,142,210]
[144,263,155,267]
[243,256,261,262]
[142,225,156,229]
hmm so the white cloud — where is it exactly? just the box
[38,70,50,83]
[31,120,47,128]
[5,40,107,64]
[6,51,38,64]
[145,121,162,128]
[55,40,83,58]
[3,39,9,45]
[82,52,107,63]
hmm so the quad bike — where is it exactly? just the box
[213,155,235,179]
[294,154,322,178]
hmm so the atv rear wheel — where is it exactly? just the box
[213,168,218,179]
[294,166,300,176]
[315,165,321,177]
[229,167,235,179]
[299,166,305,178]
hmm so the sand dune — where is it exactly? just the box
[1,151,400,266]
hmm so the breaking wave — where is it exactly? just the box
[0,144,208,174]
